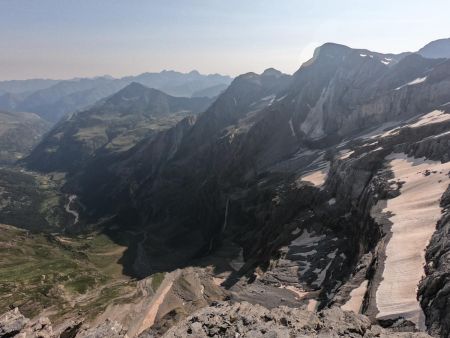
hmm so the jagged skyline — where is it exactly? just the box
[1,0,450,80]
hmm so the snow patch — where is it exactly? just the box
[395,76,427,90]
[300,162,330,187]
[408,110,450,128]
[338,149,354,160]
[307,299,319,311]
[341,280,368,313]
[288,118,296,137]
[381,57,393,65]
[371,153,450,329]
[408,76,427,85]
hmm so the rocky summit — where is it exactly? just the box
[2,28,450,338]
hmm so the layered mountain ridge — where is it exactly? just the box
[2,38,450,337]
[0,110,50,164]
[0,70,232,123]
[24,82,213,173]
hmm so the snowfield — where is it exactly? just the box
[300,162,330,187]
[372,153,450,329]
[409,110,450,128]
[341,280,369,313]
[395,76,427,90]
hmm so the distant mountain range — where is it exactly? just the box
[0,70,232,123]
[0,110,50,164]
[25,82,213,173]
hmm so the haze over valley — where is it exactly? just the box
[2,2,450,338]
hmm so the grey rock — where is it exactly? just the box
[16,316,53,338]
[161,301,430,338]
[0,308,28,337]
[75,319,126,338]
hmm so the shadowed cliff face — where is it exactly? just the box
[24,83,213,174]
[14,42,450,336]
[65,45,450,280]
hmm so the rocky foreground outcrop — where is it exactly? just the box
[0,308,53,338]
[0,307,125,338]
[0,303,432,338]
[142,301,431,338]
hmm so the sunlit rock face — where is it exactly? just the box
[11,39,450,336]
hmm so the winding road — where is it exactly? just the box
[65,194,79,225]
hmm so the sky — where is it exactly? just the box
[1,0,450,80]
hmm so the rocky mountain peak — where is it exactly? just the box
[261,68,284,78]
[314,42,351,56]
[418,37,450,59]
[104,82,167,106]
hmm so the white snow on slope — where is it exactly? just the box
[355,110,450,142]
[288,118,296,137]
[339,149,355,160]
[371,153,450,330]
[395,76,427,90]
[408,110,450,128]
[430,130,450,139]
[408,76,427,85]
[341,280,369,313]
[300,162,330,187]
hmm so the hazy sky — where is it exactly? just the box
[2,0,450,80]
